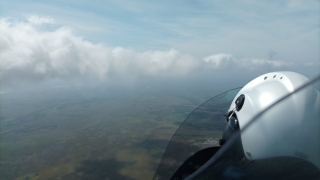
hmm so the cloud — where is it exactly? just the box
[203,54,292,70]
[27,15,56,25]
[0,17,198,85]
[0,16,316,87]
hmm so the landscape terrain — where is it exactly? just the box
[0,80,236,180]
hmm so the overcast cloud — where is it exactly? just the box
[0,15,318,88]
[2,16,317,88]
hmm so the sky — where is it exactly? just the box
[0,0,319,90]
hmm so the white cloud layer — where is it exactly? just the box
[27,15,56,25]
[203,54,293,70]
[0,16,316,87]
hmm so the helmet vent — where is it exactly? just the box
[264,76,267,80]
[235,94,245,111]
[273,75,276,78]
[280,77,283,79]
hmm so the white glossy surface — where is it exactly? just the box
[229,71,320,168]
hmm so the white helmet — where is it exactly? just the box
[225,71,320,169]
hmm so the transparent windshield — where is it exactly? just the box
[153,88,241,180]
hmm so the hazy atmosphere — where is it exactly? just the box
[1,0,319,179]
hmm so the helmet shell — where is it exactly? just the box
[229,71,320,168]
